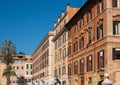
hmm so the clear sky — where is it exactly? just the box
[0,0,87,55]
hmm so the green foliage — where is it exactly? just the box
[0,40,17,85]
[19,51,25,55]
[0,40,16,65]
[2,65,16,77]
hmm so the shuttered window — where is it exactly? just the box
[98,50,104,69]
[74,61,78,74]
[113,21,120,35]
[87,55,92,72]
[113,48,120,60]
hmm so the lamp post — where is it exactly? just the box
[102,73,113,85]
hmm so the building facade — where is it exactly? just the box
[0,54,32,85]
[24,55,33,85]
[32,31,54,85]
[52,4,79,85]
[65,0,120,85]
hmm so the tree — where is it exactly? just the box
[0,40,16,85]
[3,66,17,84]
[19,52,25,55]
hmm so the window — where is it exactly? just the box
[68,45,71,56]
[58,38,61,47]
[81,77,84,85]
[63,48,66,58]
[55,53,57,63]
[97,0,104,14]
[74,41,78,52]
[21,66,24,70]
[97,24,103,40]
[74,61,78,74]
[62,65,66,75]
[68,64,72,76]
[68,29,71,38]
[87,56,92,72]
[74,23,78,33]
[54,68,57,77]
[59,66,61,76]
[26,71,28,75]
[88,77,92,85]
[64,19,66,25]
[87,9,92,22]
[59,49,62,59]
[98,50,104,69]
[30,64,32,69]
[58,51,60,61]
[80,58,84,74]
[80,16,84,28]
[112,0,120,7]
[55,41,57,50]
[17,66,19,70]
[113,21,120,35]
[80,37,84,49]
[88,30,92,44]
[30,71,32,75]
[63,33,66,43]
[113,48,120,60]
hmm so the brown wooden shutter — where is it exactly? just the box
[76,61,78,74]
[80,59,81,74]
[87,12,89,22]
[79,39,81,49]
[97,2,100,14]
[102,0,104,11]
[98,52,100,69]
[87,57,89,72]
[103,50,104,68]
[97,27,99,40]
[74,62,75,74]
[91,56,92,71]
[113,21,116,35]
[112,48,115,60]
[100,24,103,38]
[90,9,92,20]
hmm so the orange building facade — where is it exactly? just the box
[0,54,32,85]
[65,0,120,85]
[52,4,79,85]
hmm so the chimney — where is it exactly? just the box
[58,16,61,22]
[67,3,70,11]
[62,10,65,17]
[54,21,57,27]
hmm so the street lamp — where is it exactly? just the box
[102,73,113,85]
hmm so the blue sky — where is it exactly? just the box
[0,0,87,55]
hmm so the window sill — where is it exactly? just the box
[97,68,105,73]
[113,59,120,61]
